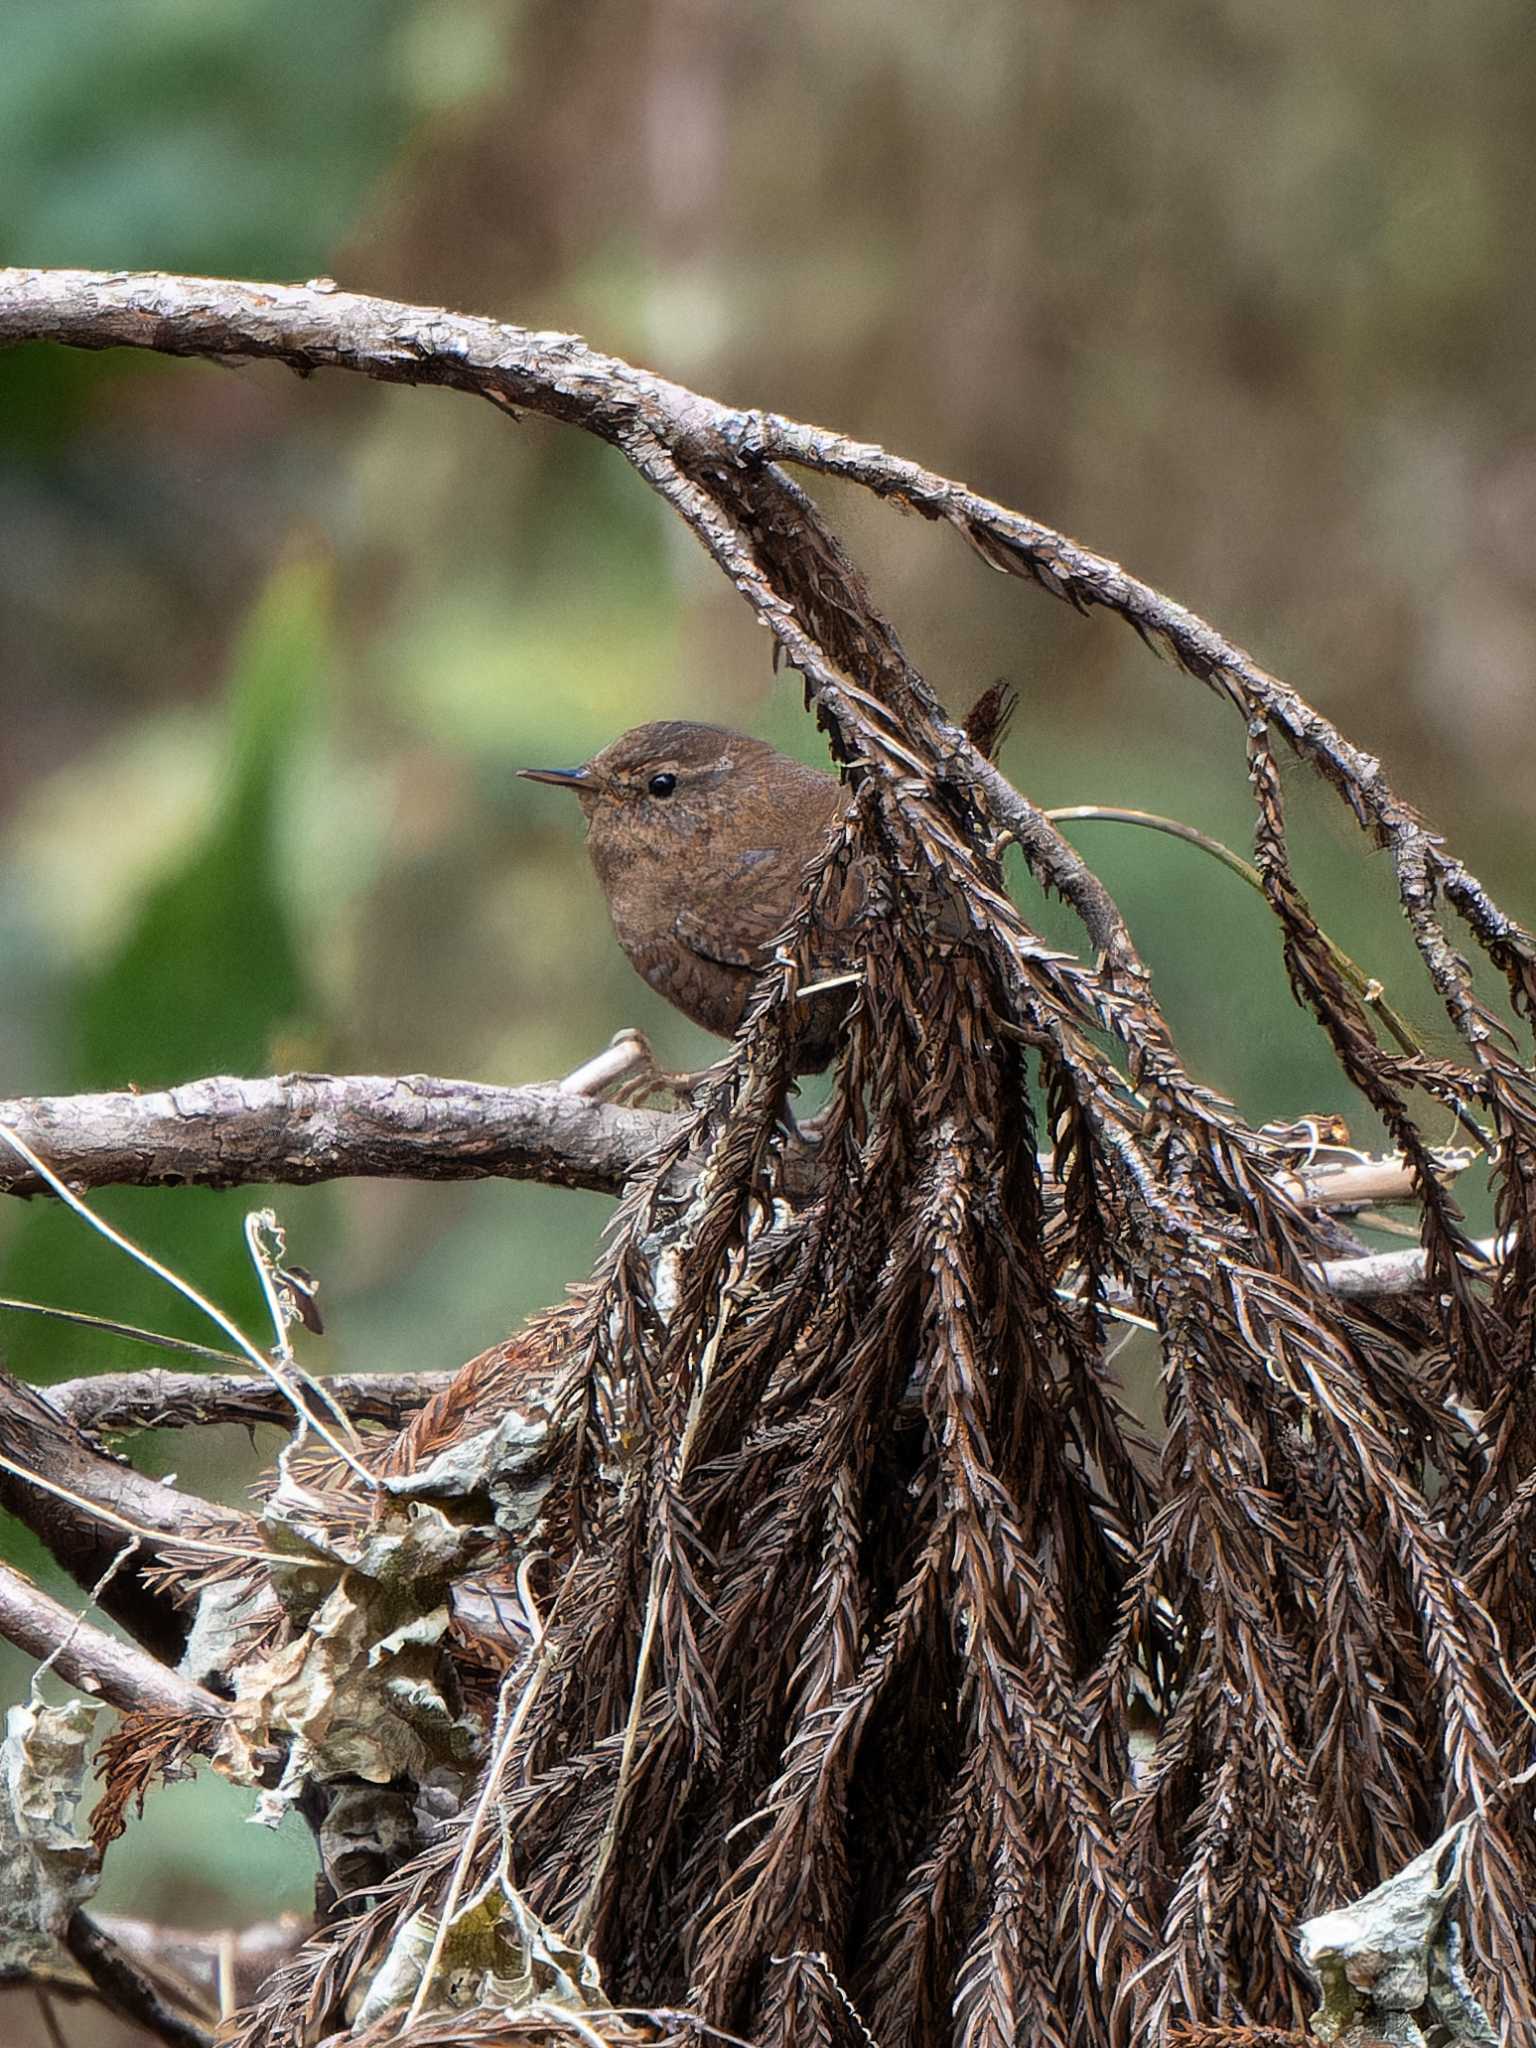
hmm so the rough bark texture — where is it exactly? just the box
[0,1366,251,1662]
[0,1073,674,1199]
[0,1563,225,1722]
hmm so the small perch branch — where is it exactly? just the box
[0,1073,678,1200]
[0,1065,1488,1312]
[0,1367,253,1659]
[1312,1234,1502,1301]
[63,1911,216,2048]
[0,1562,225,1721]
[49,1367,454,1435]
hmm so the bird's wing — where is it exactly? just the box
[673,845,866,970]
[672,847,796,969]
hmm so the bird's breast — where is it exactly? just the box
[587,835,687,952]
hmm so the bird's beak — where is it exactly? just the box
[518,765,590,790]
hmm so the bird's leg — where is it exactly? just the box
[558,1028,729,1108]
[558,1029,660,1099]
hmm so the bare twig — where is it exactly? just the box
[0,1123,381,1495]
[1048,804,1427,1060]
[0,1561,225,1721]
[47,1367,454,1435]
[92,1915,309,2022]
[63,1910,216,2048]
[1313,1235,1503,1301]
[0,1366,253,1658]
[30,1989,71,2048]
[0,1073,678,1201]
[0,1299,249,1366]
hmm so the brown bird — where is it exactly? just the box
[520,721,858,1070]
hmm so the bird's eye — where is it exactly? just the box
[647,772,678,798]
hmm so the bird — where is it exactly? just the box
[520,721,859,1072]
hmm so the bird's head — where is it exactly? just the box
[520,721,774,846]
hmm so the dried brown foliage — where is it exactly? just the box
[1166,2030,1308,2048]
[91,1711,225,1854]
[1,276,1534,2048]
[234,494,1536,2044]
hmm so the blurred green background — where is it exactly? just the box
[3,0,1536,2022]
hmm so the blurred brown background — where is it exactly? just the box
[2,1,1535,2035]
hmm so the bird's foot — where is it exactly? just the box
[558,1029,726,1108]
[558,1029,658,1099]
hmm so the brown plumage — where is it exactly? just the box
[521,721,857,1070]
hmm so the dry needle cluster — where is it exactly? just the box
[0,270,1532,2048]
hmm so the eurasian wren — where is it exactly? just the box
[520,721,857,1070]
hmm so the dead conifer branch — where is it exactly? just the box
[4,268,1536,2045]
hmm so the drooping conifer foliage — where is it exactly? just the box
[0,273,1532,2048]
[236,428,1536,2048]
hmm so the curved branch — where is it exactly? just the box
[0,1073,678,1200]
[0,266,706,446]
[0,1368,251,1659]
[0,267,1157,994]
[0,1562,224,1721]
[3,269,1527,1036]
